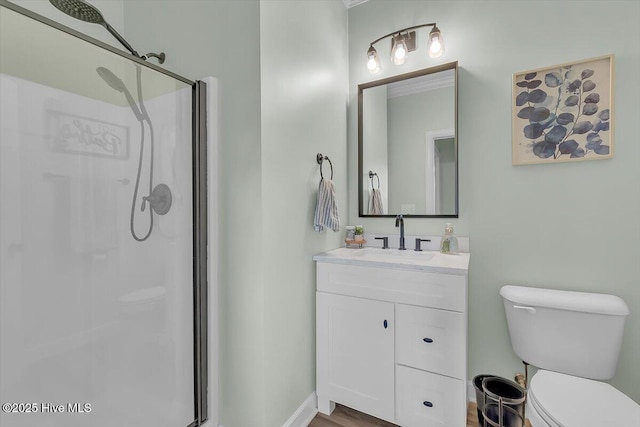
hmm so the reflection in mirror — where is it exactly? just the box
[358,62,458,217]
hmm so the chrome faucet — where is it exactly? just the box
[395,214,406,250]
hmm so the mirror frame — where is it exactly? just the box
[358,61,458,218]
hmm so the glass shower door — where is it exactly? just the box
[0,4,201,427]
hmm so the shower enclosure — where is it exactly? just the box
[0,2,208,427]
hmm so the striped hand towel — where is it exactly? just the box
[314,178,340,232]
[368,188,384,215]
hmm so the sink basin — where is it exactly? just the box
[352,247,435,261]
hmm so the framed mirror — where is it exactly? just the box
[358,61,458,217]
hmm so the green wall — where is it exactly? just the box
[260,1,348,426]
[348,0,640,402]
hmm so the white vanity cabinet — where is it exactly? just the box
[314,249,469,427]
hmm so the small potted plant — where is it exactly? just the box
[354,225,364,241]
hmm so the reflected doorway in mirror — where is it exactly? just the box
[426,129,455,215]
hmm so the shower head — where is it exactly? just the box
[96,67,143,121]
[49,0,140,57]
[49,0,104,24]
[97,66,126,93]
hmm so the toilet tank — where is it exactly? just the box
[500,285,629,380]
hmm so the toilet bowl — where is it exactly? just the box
[526,370,640,427]
[500,285,640,427]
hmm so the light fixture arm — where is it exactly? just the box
[369,22,437,47]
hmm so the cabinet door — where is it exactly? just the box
[317,292,395,422]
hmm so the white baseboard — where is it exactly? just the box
[468,380,476,402]
[283,392,318,427]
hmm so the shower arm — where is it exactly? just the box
[103,23,166,64]
[102,24,166,63]
[102,21,139,58]
[141,52,166,64]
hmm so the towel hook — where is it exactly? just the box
[317,153,333,180]
[369,170,380,190]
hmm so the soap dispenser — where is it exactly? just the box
[440,223,459,254]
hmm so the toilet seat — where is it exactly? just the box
[529,370,640,427]
[528,387,561,427]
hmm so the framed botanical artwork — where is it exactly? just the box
[512,55,614,165]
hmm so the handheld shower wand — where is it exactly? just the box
[49,0,165,63]
[96,66,172,242]
[96,67,143,121]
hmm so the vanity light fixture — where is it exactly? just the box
[366,23,444,74]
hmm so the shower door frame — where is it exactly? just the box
[0,1,209,426]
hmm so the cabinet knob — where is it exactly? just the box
[423,401,433,408]
[383,320,388,329]
[423,337,434,343]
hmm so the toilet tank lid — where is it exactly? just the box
[500,285,629,316]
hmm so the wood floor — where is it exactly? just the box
[309,402,532,427]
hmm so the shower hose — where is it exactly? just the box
[130,65,154,242]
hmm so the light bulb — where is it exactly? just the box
[367,57,379,72]
[366,46,380,74]
[391,35,407,65]
[427,26,445,58]
[429,38,441,55]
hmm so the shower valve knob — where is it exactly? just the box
[143,184,173,216]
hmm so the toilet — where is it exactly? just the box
[500,285,640,427]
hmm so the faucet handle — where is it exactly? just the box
[374,236,389,249]
[414,238,432,252]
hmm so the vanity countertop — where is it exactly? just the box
[313,247,470,275]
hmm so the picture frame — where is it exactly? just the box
[48,110,130,160]
[512,55,614,165]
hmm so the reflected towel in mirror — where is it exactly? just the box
[314,179,340,232]
[369,188,384,215]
